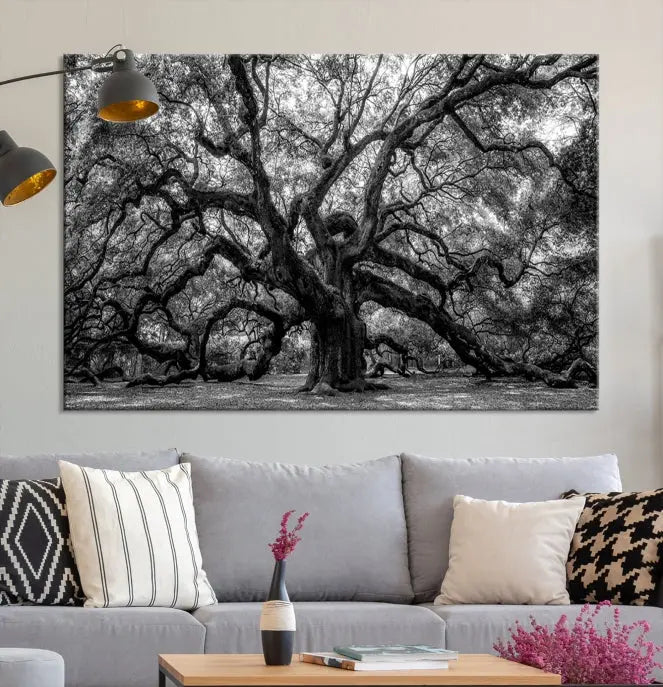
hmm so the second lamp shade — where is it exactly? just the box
[0,131,56,206]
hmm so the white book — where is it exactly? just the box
[301,653,450,671]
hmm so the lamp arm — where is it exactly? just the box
[0,57,115,88]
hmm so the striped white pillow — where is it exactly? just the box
[58,461,216,609]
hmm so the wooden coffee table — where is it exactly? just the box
[158,653,561,686]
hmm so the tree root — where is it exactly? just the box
[296,378,389,395]
[336,379,389,392]
[125,369,198,388]
[309,382,339,396]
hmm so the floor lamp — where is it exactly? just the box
[0,45,159,207]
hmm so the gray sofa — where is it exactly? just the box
[0,450,658,687]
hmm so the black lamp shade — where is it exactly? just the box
[0,131,56,206]
[97,50,159,122]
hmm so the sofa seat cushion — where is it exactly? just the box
[423,603,663,655]
[0,449,179,480]
[183,454,413,602]
[194,602,445,653]
[0,606,205,687]
[402,454,622,602]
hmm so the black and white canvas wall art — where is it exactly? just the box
[64,54,598,410]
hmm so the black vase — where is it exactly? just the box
[261,560,295,666]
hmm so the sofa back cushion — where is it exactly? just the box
[182,454,413,603]
[0,449,179,480]
[401,453,622,603]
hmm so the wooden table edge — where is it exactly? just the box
[159,655,186,687]
[158,654,561,686]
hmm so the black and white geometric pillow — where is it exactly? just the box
[561,488,663,606]
[0,477,84,605]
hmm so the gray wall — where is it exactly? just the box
[0,0,661,489]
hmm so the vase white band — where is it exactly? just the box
[260,600,296,631]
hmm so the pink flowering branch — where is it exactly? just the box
[269,510,309,561]
[494,600,662,684]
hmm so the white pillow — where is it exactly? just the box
[59,460,216,610]
[435,494,585,605]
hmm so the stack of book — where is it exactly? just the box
[301,645,458,671]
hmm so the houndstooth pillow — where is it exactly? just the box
[562,489,663,606]
[0,478,84,605]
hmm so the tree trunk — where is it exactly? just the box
[295,279,387,394]
[302,312,367,393]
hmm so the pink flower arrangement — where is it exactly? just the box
[268,510,309,561]
[494,600,662,684]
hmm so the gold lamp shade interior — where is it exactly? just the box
[3,167,56,206]
[98,98,159,122]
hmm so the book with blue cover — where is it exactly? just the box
[332,645,458,662]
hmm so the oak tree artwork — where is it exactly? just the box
[64,54,598,410]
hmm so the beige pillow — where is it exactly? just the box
[435,494,585,605]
